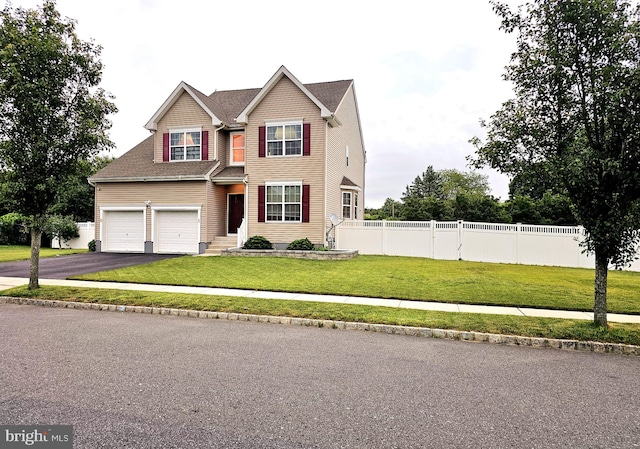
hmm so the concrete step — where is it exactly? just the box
[204,236,238,255]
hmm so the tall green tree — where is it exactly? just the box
[0,1,117,288]
[49,154,114,222]
[400,166,496,221]
[470,0,640,326]
[439,169,490,200]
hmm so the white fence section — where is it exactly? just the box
[335,220,640,271]
[51,222,95,250]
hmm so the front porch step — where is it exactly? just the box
[204,236,238,255]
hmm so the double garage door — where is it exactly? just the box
[102,209,199,254]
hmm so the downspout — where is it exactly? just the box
[213,124,225,160]
[242,176,249,247]
[324,120,329,246]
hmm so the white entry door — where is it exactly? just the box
[155,210,199,254]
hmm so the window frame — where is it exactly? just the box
[230,131,245,166]
[266,121,303,158]
[169,127,202,162]
[342,191,352,220]
[265,182,302,223]
[354,192,358,219]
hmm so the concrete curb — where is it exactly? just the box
[2,296,638,356]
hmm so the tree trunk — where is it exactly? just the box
[594,251,608,327]
[29,227,42,290]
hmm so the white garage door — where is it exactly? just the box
[104,210,145,253]
[156,210,199,254]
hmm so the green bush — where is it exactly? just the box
[286,238,314,250]
[88,239,96,252]
[0,213,28,245]
[242,235,273,250]
[44,215,79,248]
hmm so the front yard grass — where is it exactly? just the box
[71,255,640,315]
[0,245,87,262]
[3,285,639,346]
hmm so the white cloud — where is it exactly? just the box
[7,0,525,208]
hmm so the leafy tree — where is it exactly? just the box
[470,0,640,326]
[505,195,542,224]
[0,1,117,288]
[537,191,577,226]
[400,195,453,221]
[43,215,79,248]
[507,161,559,199]
[452,193,510,223]
[49,154,114,222]
[440,169,490,200]
[400,166,495,221]
[380,197,403,219]
[0,212,27,245]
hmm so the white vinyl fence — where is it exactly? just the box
[335,220,640,271]
[51,222,95,250]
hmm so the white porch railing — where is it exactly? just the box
[236,218,247,248]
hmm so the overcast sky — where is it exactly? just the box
[8,0,525,208]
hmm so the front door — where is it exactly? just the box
[228,194,244,234]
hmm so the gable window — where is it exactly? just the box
[342,192,352,219]
[231,132,245,165]
[170,128,201,161]
[267,123,302,157]
[266,183,301,222]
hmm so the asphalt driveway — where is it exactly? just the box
[0,252,181,279]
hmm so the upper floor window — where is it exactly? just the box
[267,123,302,157]
[170,128,201,161]
[230,132,245,165]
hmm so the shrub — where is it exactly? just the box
[243,235,273,250]
[44,215,79,249]
[0,213,28,245]
[286,238,314,251]
[88,239,96,252]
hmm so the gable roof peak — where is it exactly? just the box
[235,66,341,126]
[144,81,223,131]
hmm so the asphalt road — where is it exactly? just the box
[0,252,181,279]
[1,304,639,449]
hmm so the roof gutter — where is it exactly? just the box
[88,174,212,183]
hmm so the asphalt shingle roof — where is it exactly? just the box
[92,76,353,181]
[90,136,217,181]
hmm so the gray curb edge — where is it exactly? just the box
[2,296,638,356]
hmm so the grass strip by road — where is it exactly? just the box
[72,255,640,315]
[3,285,640,346]
[0,245,87,262]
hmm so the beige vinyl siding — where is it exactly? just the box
[207,182,227,241]
[154,92,215,162]
[326,83,366,222]
[245,76,327,245]
[217,131,229,166]
[95,181,209,242]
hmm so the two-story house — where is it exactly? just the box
[89,66,366,254]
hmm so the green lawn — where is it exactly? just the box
[0,245,87,262]
[71,255,640,314]
[3,285,640,346]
